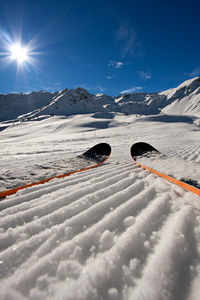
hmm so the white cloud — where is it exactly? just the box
[139,71,151,81]
[108,61,124,68]
[95,85,106,92]
[106,75,116,79]
[77,84,106,93]
[184,67,200,78]
[35,82,62,92]
[79,83,91,90]
[120,86,142,94]
[115,21,143,57]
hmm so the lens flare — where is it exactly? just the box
[0,27,41,74]
[11,44,27,63]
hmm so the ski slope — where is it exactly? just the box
[0,113,200,300]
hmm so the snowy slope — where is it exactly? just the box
[0,91,58,122]
[0,77,200,126]
[0,113,200,300]
[161,77,200,116]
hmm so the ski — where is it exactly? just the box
[131,142,200,197]
[0,143,111,199]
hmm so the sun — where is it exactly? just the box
[11,44,28,63]
[0,27,45,76]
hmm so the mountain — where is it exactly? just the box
[114,77,200,116]
[0,90,59,122]
[160,77,200,116]
[0,77,200,124]
[32,87,111,117]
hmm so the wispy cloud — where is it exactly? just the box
[95,85,106,92]
[79,84,107,93]
[115,21,143,57]
[108,61,124,68]
[77,83,91,90]
[33,81,63,92]
[106,74,116,80]
[139,71,151,81]
[184,67,200,78]
[120,86,142,94]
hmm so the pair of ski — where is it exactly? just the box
[0,142,199,199]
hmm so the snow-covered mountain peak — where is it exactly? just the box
[177,76,200,89]
[95,93,106,97]
[56,87,93,102]
[115,91,147,103]
[174,77,200,97]
[0,77,200,125]
[160,77,200,99]
[57,88,68,96]
[75,86,90,94]
[27,85,108,119]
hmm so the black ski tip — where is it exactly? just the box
[82,143,111,163]
[131,142,158,159]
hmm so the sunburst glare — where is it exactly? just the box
[0,27,41,74]
[10,44,27,63]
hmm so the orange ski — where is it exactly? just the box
[131,142,200,197]
[0,143,111,199]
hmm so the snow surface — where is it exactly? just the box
[0,110,200,300]
[134,150,200,188]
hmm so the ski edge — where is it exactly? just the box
[130,143,200,197]
[0,143,111,200]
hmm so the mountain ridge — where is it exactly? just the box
[0,77,200,124]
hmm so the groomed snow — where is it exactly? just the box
[0,113,200,300]
[134,149,200,188]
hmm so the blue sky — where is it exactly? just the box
[0,0,200,96]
